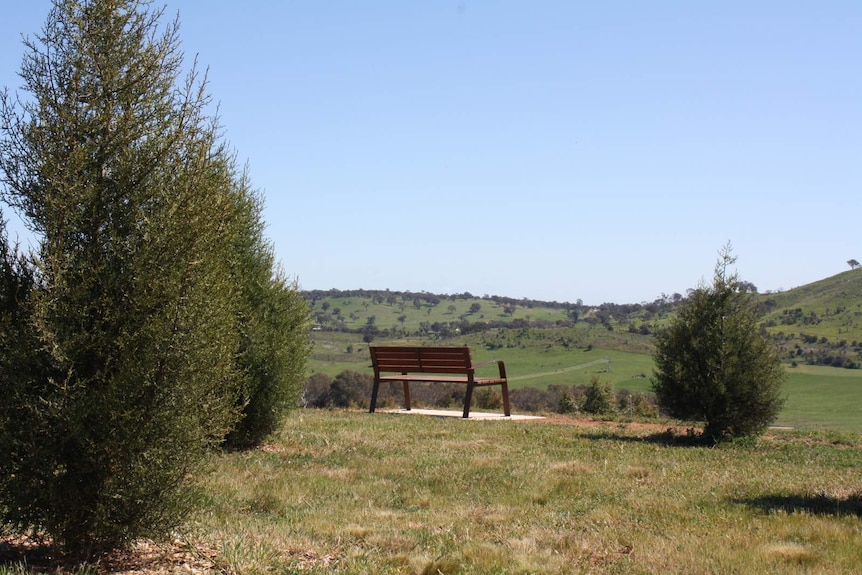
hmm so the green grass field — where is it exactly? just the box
[777,366,862,433]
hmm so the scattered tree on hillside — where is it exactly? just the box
[0,0,307,553]
[848,259,860,270]
[652,244,785,442]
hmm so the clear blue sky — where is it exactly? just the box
[2,1,860,305]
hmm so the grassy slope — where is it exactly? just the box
[195,410,862,575]
[759,268,862,340]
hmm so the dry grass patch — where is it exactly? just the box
[762,542,819,565]
[6,410,861,574]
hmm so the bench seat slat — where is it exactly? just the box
[378,375,506,385]
[376,366,472,374]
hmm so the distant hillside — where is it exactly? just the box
[302,288,670,341]
[303,269,862,370]
[757,268,862,368]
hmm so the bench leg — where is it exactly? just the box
[463,382,475,418]
[369,379,380,413]
[402,380,412,411]
[501,382,511,417]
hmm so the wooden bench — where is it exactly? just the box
[368,346,511,418]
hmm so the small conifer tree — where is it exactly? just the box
[652,245,785,441]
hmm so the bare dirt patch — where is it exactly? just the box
[0,536,221,574]
[0,535,341,574]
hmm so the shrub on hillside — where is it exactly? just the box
[329,371,375,408]
[301,371,401,409]
[582,376,616,415]
[508,387,552,412]
[557,387,583,414]
[221,176,310,450]
[474,388,502,410]
[618,390,659,418]
[301,373,335,408]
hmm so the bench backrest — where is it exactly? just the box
[370,346,473,375]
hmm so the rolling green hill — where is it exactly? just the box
[756,268,862,368]
[758,268,862,334]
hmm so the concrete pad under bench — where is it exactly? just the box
[381,408,544,421]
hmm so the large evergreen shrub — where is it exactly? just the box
[0,0,307,553]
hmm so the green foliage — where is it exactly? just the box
[299,369,663,419]
[328,370,375,408]
[620,391,660,418]
[556,388,579,413]
[0,0,307,554]
[582,375,616,415]
[223,178,310,449]
[226,269,310,447]
[652,245,785,441]
[474,388,502,410]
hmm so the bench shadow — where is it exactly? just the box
[576,428,713,447]
[569,428,862,518]
[735,493,862,518]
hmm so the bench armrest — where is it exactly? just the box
[472,359,507,379]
